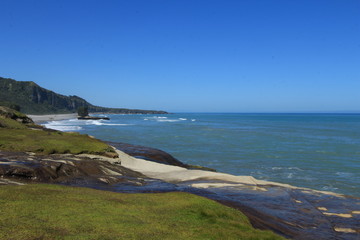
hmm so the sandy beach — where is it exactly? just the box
[28,113,78,123]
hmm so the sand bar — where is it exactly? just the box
[28,113,78,123]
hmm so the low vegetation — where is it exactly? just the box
[0,106,117,157]
[0,116,28,129]
[0,184,283,240]
[0,129,116,156]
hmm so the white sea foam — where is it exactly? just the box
[85,120,103,125]
[46,120,77,125]
[44,124,83,131]
[288,167,303,171]
[191,119,196,122]
[43,118,132,131]
[286,173,294,179]
[271,167,303,171]
[321,186,338,191]
[84,120,132,126]
[44,119,83,131]
[157,119,181,122]
[336,172,353,177]
[145,116,183,122]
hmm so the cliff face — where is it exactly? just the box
[0,77,168,114]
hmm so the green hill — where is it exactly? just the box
[0,77,168,114]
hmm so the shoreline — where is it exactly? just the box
[109,149,346,197]
[21,147,359,238]
[18,112,359,238]
[28,113,78,123]
[29,113,358,198]
[1,139,359,238]
[26,114,322,192]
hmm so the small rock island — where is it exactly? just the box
[77,106,110,120]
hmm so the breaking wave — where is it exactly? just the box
[144,116,194,123]
[43,124,83,131]
[43,118,132,132]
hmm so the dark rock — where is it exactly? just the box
[0,151,180,193]
[109,142,188,168]
[78,116,110,120]
[0,151,145,186]
[186,164,216,172]
[109,142,215,171]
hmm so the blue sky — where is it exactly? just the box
[0,0,359,112]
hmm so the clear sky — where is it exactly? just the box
[0,0,359,113]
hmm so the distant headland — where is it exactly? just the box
[0,77,168,115]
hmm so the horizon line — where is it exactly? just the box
[169,111,360,114]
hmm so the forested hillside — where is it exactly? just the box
[0,77,167,114]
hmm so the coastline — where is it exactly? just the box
[4,145,355,239]
[28,113,356,199]
[1,133,359,238]
[9,112,357,238]
[27,113,78,123]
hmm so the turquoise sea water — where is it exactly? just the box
[44,113,360,197]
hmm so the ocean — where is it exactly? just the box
[44,113,360,197]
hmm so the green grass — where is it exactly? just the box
[0,108,117,157]
[0,184,283,240]
[0,128,116,156]
[0,116,28,129]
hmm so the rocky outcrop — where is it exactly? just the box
[110,142,189,168]
[0,106,34,124]
[110,142,215,171]
[0,151,145,187]
[78,116,110,120]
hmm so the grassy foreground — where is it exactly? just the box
[0,184,283,240]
